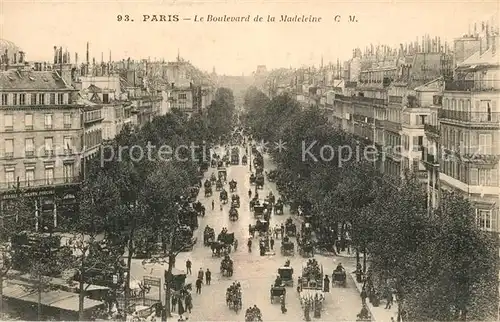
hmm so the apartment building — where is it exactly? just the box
[0,66,81,231]
[77,75,130,141]
[438,35,499,232]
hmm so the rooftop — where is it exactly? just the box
[0,70,71,91]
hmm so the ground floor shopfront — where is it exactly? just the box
[0,183,80,233]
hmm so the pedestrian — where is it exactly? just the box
[280,224,285,239]
[185,259,192,275]
[195,278,203,294]
[220,203,223,211]
[178,299,185,316]
[270,237,274,250]
[185,293,193,313]
[171,295,177,312]
[280,295,287,314]
[385,291,393,309]
[248,189,252,198]
[323,275,330,292]
[198,268,204,282]
[234,239,238,251]
[212,200,215,210]
[205,269,211,285]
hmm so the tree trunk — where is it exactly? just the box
[0,272,4,314]
[362,247,367,273]
[163,254,176,322]
[78,266,85,321]
[124,237,134,319]
[356,248,360,267]
[37,284,42,321]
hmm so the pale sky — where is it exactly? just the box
[1,1,498,75]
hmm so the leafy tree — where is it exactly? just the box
[0,194,33,314]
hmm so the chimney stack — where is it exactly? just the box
[54,46,57,64]
[75,52,78,65]
[13,53,17,64]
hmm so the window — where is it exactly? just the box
[63,113,71,128]
[479,134,492,154]
[19,94,26,105]
[44,114,53,129]
[44,137,53,156]
[102,93,109,104]
[44,166,54,185]
[50,93,56,104]
[31,93,37,105]
[25,138,34,157]
[38,93,45,105]
[63,163,74,182]
[57,93,64,105]
[178,93,187,100]
[476,209,492,231]
[12,94,17,105]
[63,136,72,154]
[25,168,34,186]
[470,168,478,185]
[4,114,13,131]
[4,139,13,158]
[5,168,15,186]
[1,94,7,105]
[25,114,33,130]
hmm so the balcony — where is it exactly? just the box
[421,147,439,166]
[424,123,440,136]
[383,120,402,133]
[445,80,497,92]
[438,110,500,124]
[0,176,81,191]
[389,96,403,104]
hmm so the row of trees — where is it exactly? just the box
[242,87,498,320]
[0,88,236,321]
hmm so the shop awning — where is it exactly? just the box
[2,283,105,312]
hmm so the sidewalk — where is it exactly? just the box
[349,273,399,321]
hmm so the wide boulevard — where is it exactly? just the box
[130,145,360,321]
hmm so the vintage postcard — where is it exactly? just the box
[0,1,499,321]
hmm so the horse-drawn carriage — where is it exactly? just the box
[299,239,315,257]
[231,153,240,165]
[278,266,294,286]
[226,284,242,312]
[217,160,224,168]
[254,219,269,235]
[218,168,227,183]
[273,201,284,215]
[192,201,205,217]
[270,286,286,304]
[220,255,234,277]
[300,259,323,290]
[220,190,228,204]
[285,218,297,236]
[229,206,239,221]
[204,185,212,197]
[231,194,240,208]
[204,226,215,246]
[242,155,248,165]
[253,205,264,219]
[255,174,264,189]
[210,172,217,182]
[281,241,295,256]
[245,306,262,321]
[266,192,275,205]
[249,173,256,185]
[332,265,347,287]
[229,179,237,192]
[216,180,224,191]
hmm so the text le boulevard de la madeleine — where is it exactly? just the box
[117,14,359,23]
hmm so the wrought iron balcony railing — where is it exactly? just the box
[0,176,80,191]
[438,110,500,123]
[445,80,497,92]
